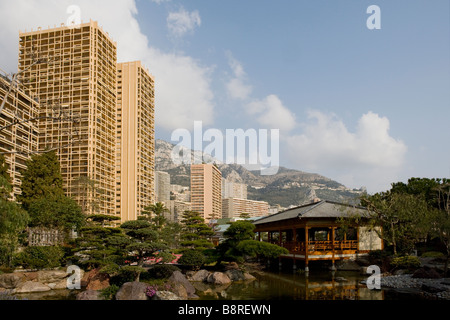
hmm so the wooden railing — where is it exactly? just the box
[276,240,358,253]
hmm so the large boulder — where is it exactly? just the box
[190,270,210,282]
[20,271,38,282]
[86,274,109,291]
[243,272,256,281]
[48,279,69,290]
[168,271,196,299]
[170,282,188,299]
[81,268,109,290]
[76,289,102,300]
[224,262,240,271]
[37,270,68,284]
[115,282,148,300]
[412,266,442,279]
[152,291,182,300]
[0,273,22,289]
[335,259,362,271]
[15,281,51,293]
[421,283,446,293]
[225,270,246,281]
[206,272,231,285]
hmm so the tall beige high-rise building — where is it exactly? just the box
[190,164,222,223]
[116,61,155,221]
[16,21,156,222]
[222,198,269,219]
[0,76,40,200]
[168,200,192,223]
[155,171,170,204]
[18,21,117,218]
[221,178,247,199]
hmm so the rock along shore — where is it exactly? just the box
[380,274,450,300]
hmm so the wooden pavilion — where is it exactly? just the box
[253,200,382,271]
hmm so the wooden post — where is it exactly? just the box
[292,228,297,269]
[357,227,360,251]
[276,229,282,270]
[305,226,309,272]
[331,226,336,271]
[356,227,360,260]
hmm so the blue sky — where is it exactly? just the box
[0,0,449,193]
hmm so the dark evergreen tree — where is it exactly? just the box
[0,155,29,267]
[179,211,215,251]
[17,150,64,210]
[18,150,85,236]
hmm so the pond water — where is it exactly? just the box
[195,270,386,300]
[12,269,423,301]
[13,289,78,300]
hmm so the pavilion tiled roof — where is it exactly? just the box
[252,200,369,225]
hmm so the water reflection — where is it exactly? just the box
[13,289,78,300]
[13,271,410,301]
[195,271,384,300]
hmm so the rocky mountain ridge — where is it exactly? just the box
[155,139,363,207]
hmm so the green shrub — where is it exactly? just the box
[178,250,206,270]
[390,255,421,270]
[202,249,218,265]
[14,246,64,269]
[236,240,289,259]
[99,262,120,277]
[421,251,445,258]
[146,264,180,279]
[110,271,135,287]
[99,285,120,300]
[109,266,146,286]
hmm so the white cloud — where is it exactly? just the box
[225,52,252,100]
[167,7,201,38]
[150,0,170,4]
[146,48,215,130]
[224,52,296,132]
[247,95,297,131]
[0,0,215,132]
[284,110,408,193]
[227,78,253,101]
